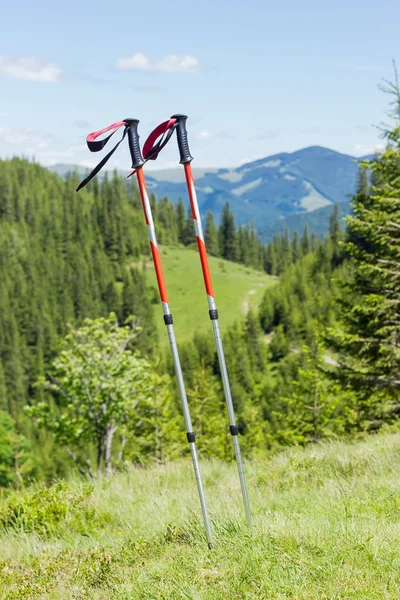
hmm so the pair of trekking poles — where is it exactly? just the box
[77,115,252,548]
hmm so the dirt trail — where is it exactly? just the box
[242,289,256,314]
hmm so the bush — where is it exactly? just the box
[0,480,95,535]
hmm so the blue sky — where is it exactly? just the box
[1,0,399,170]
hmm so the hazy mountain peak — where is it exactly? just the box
[49,145,366,240]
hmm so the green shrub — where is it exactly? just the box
[0,480,95,535]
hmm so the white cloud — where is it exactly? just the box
[0,56,61,82]
[117,52,150,70]
[157,55,200,72]
[116,52,201,72]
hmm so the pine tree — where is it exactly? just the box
[244,309,266,370]
[269,325,289,362]
[204,211,219,256]
[302,225,311,255]
[329,204,343,265]
[187,363,228,460]
[219,202,238,261]
[176,199,187,244]
[259,292,275,332]
[122,267,158,354]
[328,75,400,409]
[275,324,356,445]
[182,207,195,246]
[282,228,293,270]
[291,231,302,263]
[247,223,261,268]
[156,197,178,245]
[237,226,247,264]
[311,232,318,252]
[0,360,7,412]
[357,165,370,199]
[264,241,278,275]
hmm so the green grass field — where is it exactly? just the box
[2,431,400,598]
[137,246,276,345]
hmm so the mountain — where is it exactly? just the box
[260,199,354,241]
[49,146,372,240]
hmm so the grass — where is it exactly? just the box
[137,245,275,344]
[2,431,400,598]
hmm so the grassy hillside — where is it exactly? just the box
[2,430,400,598]
[138,246,276,344]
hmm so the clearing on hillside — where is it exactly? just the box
[138,246,275,344]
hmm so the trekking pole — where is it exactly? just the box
[171,114,253,532]
[76,118,214,549]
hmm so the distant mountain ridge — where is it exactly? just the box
[49,146,373,241]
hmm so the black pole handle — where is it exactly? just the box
[170,114,193,164]
[125,118,145,169]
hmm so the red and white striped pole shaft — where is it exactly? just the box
[171,114,253,532]
[127,121,214,549]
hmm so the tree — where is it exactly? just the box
[328,204,343,266]
[301,225,311,255]
[218,202,238,261]
[0,410,34,487]
[357,165,370,199]
[281,228,293,270]
[204,211,219,256]
[0,411,17,487]
[122,266,158,354]
[182,207,195,246]
[328,72,400,413]
[176,199,187,244]
[291,231,302,263]
[26,314,168,475]
[187,363,228,460]
[275,325,357,445]
[0,360,7,412]
[259,292,275,332]
[244,308,266,371]
[121,369,183,465]
[269,325,289,362]
[264,240,278,275]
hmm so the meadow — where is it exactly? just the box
[1,430,400,598]
[138,245,275,344]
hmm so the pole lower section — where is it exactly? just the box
[211,318,253,532]
[165,320,214,547]
[182,162,253,532]
[135,168,213,548]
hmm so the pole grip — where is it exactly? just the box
[171,114,193,164]
[125,118,145,169]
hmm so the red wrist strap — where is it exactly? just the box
[77,118,178,191]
